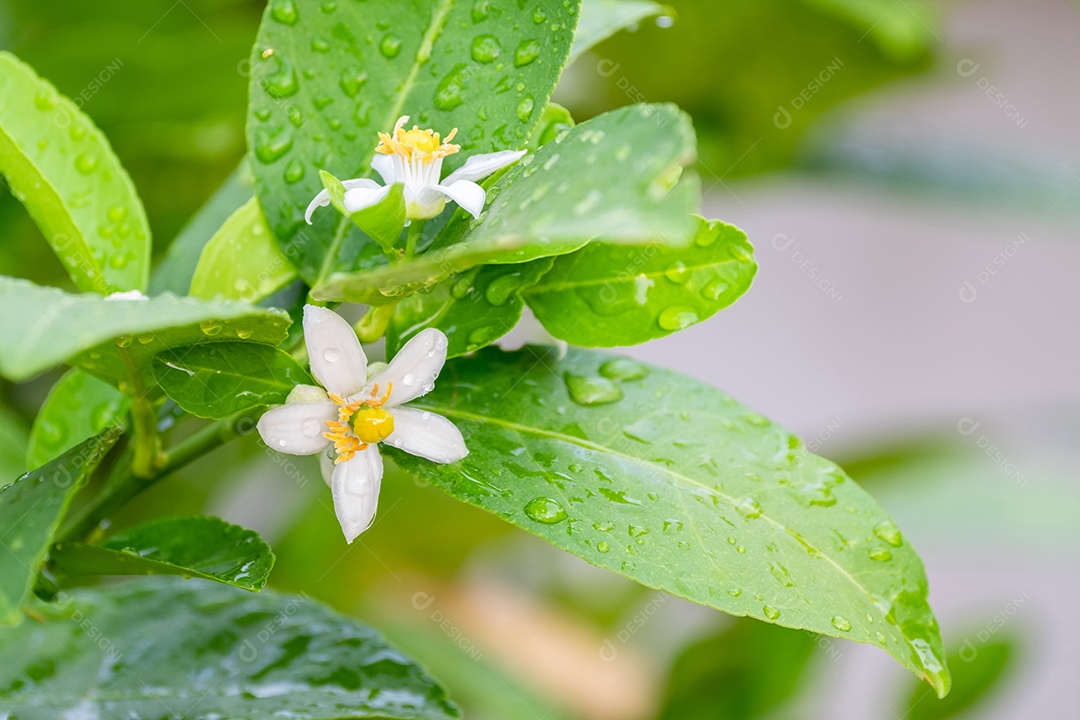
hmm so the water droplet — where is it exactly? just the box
[339,65,368,97]
[379,34,403,59]
[873,521,903,547]
[727,588,742,597]
[769,561,795,587]
[283,158,305,184]
[323,348,341,364]
[517,95,535,122]
[302,418,321,437]
[467,327,496,346]
[471,34,501,63]
[737,497,763,519]
[573,189,601,216]
[75,152,98,175]
[254,126,293,164]
[402,372,417,387]
[656,15,675,28]
[831,615,852,632]
[869,547,893,562]
[514,39,541,67]
[263,58,299,98]
[597,541,610,553]
[311,37,331,53]
[450,277,472,299]
[34,89,56,111]
[107,206,128,223]
[114,335,133,348]
[471,0,490,23]
[484,274,520,306]
[599,359,649,382]
[524,497,567,523]
[664,261,690,284]
[565,373,623,406]
[434,65,467,111]
[875,631,887,643]
[702,280,730,301]
[200,320,223,336]
[236,328,254,339]
[269,0,299,25]
[69,124,87,142]
[763,605,780,621]
[658,306,699,331]
[614,144,632,162]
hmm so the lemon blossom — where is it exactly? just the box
[305,115,525,223]
[257,305,467,542]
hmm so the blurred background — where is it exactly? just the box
[1,0,1078,717]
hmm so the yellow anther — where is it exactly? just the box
[376,115,459,163]
[352,406,395,444]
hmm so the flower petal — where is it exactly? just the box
[371,154,396,185]
[429,180,486,219]
[385,406,468,463]
[305,179,381,223]
[344,184,391,214]
[257,401,336,455]
[442,149,526,185]
[287,384,330,404]
[407,188,448,220]
[331,446,383,543]
[304,304,368,396]
[368,328,448,407]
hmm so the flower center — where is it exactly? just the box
[323,383,394,464]
[376,115,459,164]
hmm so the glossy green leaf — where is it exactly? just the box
[0,51,149,294]
[571,0,669,63]
[27,369,130,471]
[391,348,950,696]
[248,0,582,285]
[313,103,700,304]
[659,619,817,720]
[0,276,292,385]
[50,516,275,591]
[0,578,460,719]
[527,102,575,148]
[320,170,407,255]
[525,217,756,346]
[903,636,1015,720]
[153,342,313,419]
[0,428,119,626]
[388,258,554,358]
[0,404,29,481]
[189,196,297,302]
[150,163,253,295]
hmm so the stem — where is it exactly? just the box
[356,303,397,343]
[404,219,425,260]
[130,394,160,478]
[58,412,255,543]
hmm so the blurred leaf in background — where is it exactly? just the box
[901,635,1017,720]
[557,0,936,178]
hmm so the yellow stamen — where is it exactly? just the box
[375,115,459,163]
[352,406,395,444]
[322,382,397,463]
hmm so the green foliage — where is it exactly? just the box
[0,51,150,293]
[0,429,119,626]
[388,258,554,358]
[0,403,29,480]
[570,0,669,63]
[0,578,460,719]
[27,368,129,470]
[247,0,582,285]
[902,636,1016,720]
[189,196,297,302]
[391,348,950,697]
[50,516,275,591]
[312,103,700,304]
[525,217,756,346]
[154,342,313,419]
[0,276,292,384]
[659,619,818,720]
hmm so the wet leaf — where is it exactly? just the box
[0,51,149,293]
[391,348,950,697]
[27,369,130,470]
[50,516,275,591]
[0,578,460,719]
[525,217,756,346]
[0,429,119,626]
[154,342,313,419]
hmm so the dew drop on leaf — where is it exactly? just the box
[74,152,98,175]
[565,373,623,406]
[514,39,541,67]
[199,320,223,336]
[379,34,403,59]
[873,521,903,547]
[524,497,567,524]
[283,158,305,184]
[763,605,780,621]
[599,358,649,382]
[471,35,501,63]
[269,0,299,25]
[597,541,610,553]
[869,547,893,562]
[517,95,535,122]
[664,261,690,284]
[658,306,699,331]
[831,615,852,632]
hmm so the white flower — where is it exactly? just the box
[257,305,468,543]
[305,115,525,223]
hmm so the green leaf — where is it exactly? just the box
[527,102,575,148]
[319,170,407,254]
[153,342,313,419]
[189,196,298,302]
[903,636,1015,720]
[248,0,582,285]
[0,404,29,481]
[27,369,130,471]
[0,276,292,385]
[312,103,700,304]
[571,0,669,63]
[0,428,119,626]
[49,516,275,591]
[659,619,818,720]
[388,258,554,358]
[0,51,149,294]
[0,578,460,719]
[150,163,253,295]
[525,217,756,346]
[390,348,950,697]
